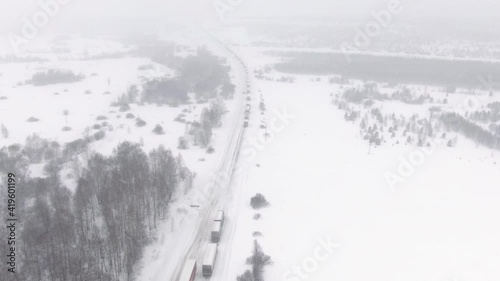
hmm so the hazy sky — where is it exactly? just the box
[0,0,499,37]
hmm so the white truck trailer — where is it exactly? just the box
[178,259,197,281]
[202,243,218,277]
[214,210,225,226]
[211,221,222,243]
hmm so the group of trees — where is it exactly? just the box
[142,77,189,106]
[336,86,500,151]
[0,141,194,281]
[342,83,436,105]
[28,69,85,86]
[441,112,500,149]
[142,47,235,106]
[188,98,227,148]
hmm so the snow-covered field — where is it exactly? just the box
[218,47,500,281]
[3,29,500,281]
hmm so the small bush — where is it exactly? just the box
[96,115,108,121]
[174,116,186,123]
[119,104,131,112]
[125,113,135,119]
[152,124,165,135]
[135,118,147,127]
[250,193,269,209]
[178,137,188,150]
[252,231,262,237]
[103,91,111,95]
[93,130,106,141]
[92,124,101,130]
[84,90,92,95]
[206,146,215,154]
[253,213,261,220]
[62,126,72,131]
[27,116,40,122]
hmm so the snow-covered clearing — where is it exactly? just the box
[221,50,500,281]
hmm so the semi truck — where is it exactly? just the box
[211,221,222,243]
[202,243,218,277]
[179,259,197,281]
[214,210,225,226]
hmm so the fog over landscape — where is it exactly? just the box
[1,1,500,281]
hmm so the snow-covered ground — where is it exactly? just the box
[218,47,500,281]
[3,30,500,281]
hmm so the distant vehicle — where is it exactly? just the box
[179,259,197,281]
[202,243,218,277]
[247,95,251,101]
[246,104,251,111]
[214,210,225,226]
[211,221,222,242]
[245,110,250,118]
[244,117,249,128]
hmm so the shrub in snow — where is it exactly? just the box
[119,104,131,112]
[250,193,269,209]
[178,137,188,150]
[26,117,40,122]
[1,124,8,138]
[152,124,165,135]
[253,213,261,220]
[102,91,111,95]
[125,113,135,119]
[84,90,92,95]
[0,96,7,100]
[252,231,262,237]
[93,130,106,141]
[96,115,108,121]
[62,126,72,131]
[92,124,101,130]
[135,118,146,127]
[174,115,186,123]
[206,146,215,154]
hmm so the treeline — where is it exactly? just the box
[272,51,500,88]
[0,141,193,281]
[27,69,85,86]
[441,112,500,150]
[142,47,235,106]
[468,101,500,123]
[343,83,438,105]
